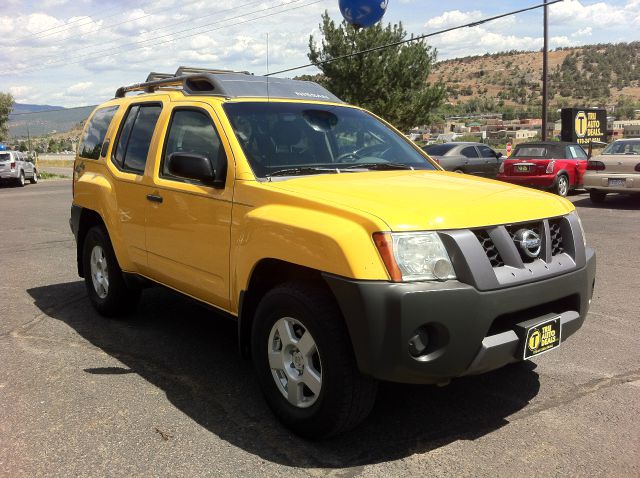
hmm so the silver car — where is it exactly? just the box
[584,139,640,202]
[0,151,38,187]
[423,142,503,178]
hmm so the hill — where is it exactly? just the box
[431,42,640,118]
[8,104,95,138]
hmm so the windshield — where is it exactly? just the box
[602,140,640,155]
[424,144,456,156]
[223,102,437,178]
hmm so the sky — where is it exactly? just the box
[0,0,638,108]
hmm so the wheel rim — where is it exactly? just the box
[19,173,24,185]
[268,317,322,408]
[90,245,109,299]
[558,176,568,196]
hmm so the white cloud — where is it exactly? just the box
[572,26,593,37]
[425,10,483,29]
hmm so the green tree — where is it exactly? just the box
[0,93,14,141]
[19,141,27,152]
[308,12,445,130]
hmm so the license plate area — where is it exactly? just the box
[522,316,561,359]
[516,164,531,172]
[608,178,626,187]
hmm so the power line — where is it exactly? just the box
[267,0,565,76]
[7,0,324,76]
[19,0,280,67]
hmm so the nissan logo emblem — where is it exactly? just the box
[514,229,541,258]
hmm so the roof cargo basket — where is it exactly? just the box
[115,66,343,103]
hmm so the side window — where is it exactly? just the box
[112,103,162,174]
[478,145,496,158]
[79,106,118,160]
[162,109,225,182]
[461,146,479,158]
[567,145,587,160]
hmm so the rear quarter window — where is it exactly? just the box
[79,106,119,160]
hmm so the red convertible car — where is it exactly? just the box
[496,141,588,196]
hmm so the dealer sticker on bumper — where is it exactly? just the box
[524,316,561,359]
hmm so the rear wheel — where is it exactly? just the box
[589,190,607,203]
[554,174,569,197]
[29,169,38,184]
[82,225,140,317]
[252,282,377,439]
[453,169,464,174]
[16,171,25,187]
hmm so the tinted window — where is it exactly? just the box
[79,106,118,159]
[0,153,10,161]
[602,140,640,155]
[478,145,497,158]
[113,104,162,173]
[223,102,436,178]
[512,147,547,158]
[461,146,479,158]
[424,144,455,156]
[163,109,225,181]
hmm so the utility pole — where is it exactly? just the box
[542,1,549,141]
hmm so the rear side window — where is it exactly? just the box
[79,106,118,159]
[113,103,162,174]
[161,109,225,181]
[567,145,588,159]
[461,146,479,158]
[425,144,455,156]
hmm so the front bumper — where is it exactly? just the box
[324,248,596,384]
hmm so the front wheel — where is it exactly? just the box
[554,174,569,197]
[252,283,377,439]
[29,169,38,184]
[82,225,140,317]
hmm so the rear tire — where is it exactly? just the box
[554,174,569,197]
[589,190,607,203]
[251,282,377,439]
[82,225,140,317]
[16,171,25,187]
[29,169,38,184]
[453,169,464,174]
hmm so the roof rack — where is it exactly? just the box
[115,66,343,103]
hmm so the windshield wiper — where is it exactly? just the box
[268,167,338,177]
[341,162,415,171]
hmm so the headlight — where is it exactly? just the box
[574,212,587,248]
[373,232,456,282]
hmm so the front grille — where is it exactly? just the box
[474,230,504,267]
[549,219,564,255]
[505,221,543,263]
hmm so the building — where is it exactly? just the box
[624,124,640,138]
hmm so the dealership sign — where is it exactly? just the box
[561,108,607,145]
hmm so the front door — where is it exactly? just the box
[477,145,501,178]
[145,104,234,311]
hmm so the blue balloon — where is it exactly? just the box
[339,0,388,28]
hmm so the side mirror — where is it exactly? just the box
[167,152,224,187]
[496,152,503,159]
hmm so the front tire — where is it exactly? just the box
[82,225,140,317]
[589,190,607,203]
[29,169,38,184]
[554,174,569,197]
[252,283,377,439]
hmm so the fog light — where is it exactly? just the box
[408,329,429,357]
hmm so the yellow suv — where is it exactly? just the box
[70,67,596,438]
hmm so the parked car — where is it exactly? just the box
[496,141,588,197]
[0,150,38,186]
[423,142,503,178]
[70,67,595,439]
[583,139,640,202]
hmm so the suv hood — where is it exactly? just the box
[269,170,573,231]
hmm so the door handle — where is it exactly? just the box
[146,194,163,203]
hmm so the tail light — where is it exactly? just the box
[10,161,16,170]
[545,160,556,174]
[635,163,640,172]
[498,161,505,174]
[587,160,606,171]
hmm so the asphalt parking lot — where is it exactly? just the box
[1,179,639,477]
